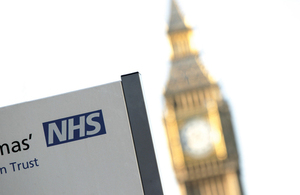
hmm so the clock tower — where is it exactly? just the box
[163,1,243,194]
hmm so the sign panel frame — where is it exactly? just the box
[121,72,163,195]
[0,72,163,195]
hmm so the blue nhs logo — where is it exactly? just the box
[43,110,106,147]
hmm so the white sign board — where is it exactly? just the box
[0,73,163,195]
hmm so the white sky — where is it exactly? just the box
[1,0,300,194]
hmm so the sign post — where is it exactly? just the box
[0,72,163,195]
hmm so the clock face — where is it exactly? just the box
[180,118,214,158]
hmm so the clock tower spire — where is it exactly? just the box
[163,1,243,195]
[166,0,214,96]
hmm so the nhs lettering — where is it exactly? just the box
[43,110,106,147]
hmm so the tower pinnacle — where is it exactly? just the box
[168,0,190,33]
[165,0,213,95]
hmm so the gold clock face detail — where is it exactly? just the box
[180,118,214,158]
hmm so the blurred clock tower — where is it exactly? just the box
[163,1,243,194]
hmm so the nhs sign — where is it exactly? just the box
[43,110,106,147]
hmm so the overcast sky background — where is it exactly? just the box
[1,0,300,194]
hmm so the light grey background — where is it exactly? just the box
[0,81,143,195]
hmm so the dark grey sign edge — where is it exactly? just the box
[121,72,164,195]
